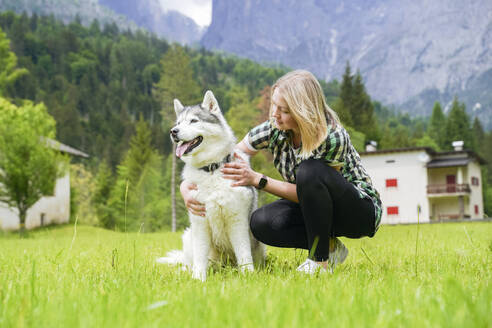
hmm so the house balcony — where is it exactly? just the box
[434,213,471,220]
[426,183,471,197]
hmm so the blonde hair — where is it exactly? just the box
[271,70,340,158]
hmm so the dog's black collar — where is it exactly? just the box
[199,154,232,173]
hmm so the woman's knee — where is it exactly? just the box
[250,206,288,241]
[250,208,268,239]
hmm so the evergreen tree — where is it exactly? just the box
[414,134,439,150]
[225,87,258,139]
[336,64,379,141]
[125,117,153,186]
[132,155,167,231]
[0,26,27,96]
[428,102,446,150]
[352,71,379,141]
[154,45,201,232]
[105,119,164,231]
[331,97,353,127]
[351,71,367,128]
[93,161,114,228]
[378,120,412,149]
[338,61,354,126]
[444,97,472,150]
[471,116,485,155]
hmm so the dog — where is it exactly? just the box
[156,90,266,281]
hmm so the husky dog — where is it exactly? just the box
[157,90,266,281]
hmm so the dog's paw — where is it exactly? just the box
[239,263,254,273]
[192,270,207,281]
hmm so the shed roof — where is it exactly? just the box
[45,139,89,158]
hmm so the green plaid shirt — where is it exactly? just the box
[246,120,382,231]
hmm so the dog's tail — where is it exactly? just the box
[156,250,185,265]
[156,228,192,267]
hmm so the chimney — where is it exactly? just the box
[365,140,378,152]
[452,140,464,151]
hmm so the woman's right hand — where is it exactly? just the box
[180,181,206,217]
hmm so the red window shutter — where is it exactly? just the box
[386,179,398,187]
[475,205,479,215]
[387,206,399,215]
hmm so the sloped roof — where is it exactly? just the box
[360,147,486,165]
[426,157,470,168]
[360,147,434,156]
[45,139,89,158]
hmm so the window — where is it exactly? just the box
[387,206,399,215]
[475,205,479,215]
[471,177,480,186]
[386,178,398,188]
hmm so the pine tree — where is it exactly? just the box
[428,102,446,150]
[331,97,353,127]
[225,87,259,139]
[471,116,485,155]
[351,71,379,142]
[154,45,201,232]
[93,161,114,228]
[0,26,28,96]
[444,97,472,150]
[338,61,354,126]
[105,118,164,231]
[125,117,153,186]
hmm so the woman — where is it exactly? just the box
[181,70,382,274]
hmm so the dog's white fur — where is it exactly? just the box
[157,91,265,281]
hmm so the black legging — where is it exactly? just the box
[250,159,376,261]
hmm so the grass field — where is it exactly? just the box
[0,222,491,327]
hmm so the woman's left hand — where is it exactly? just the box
[221,153,261,187]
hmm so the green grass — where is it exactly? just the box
[0,222,491,327]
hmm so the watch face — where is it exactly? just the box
[258,176,267,189]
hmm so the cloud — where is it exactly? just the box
[159,0,212,27]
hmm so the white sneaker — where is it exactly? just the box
[329,238,348,270]
[296,258,329,274]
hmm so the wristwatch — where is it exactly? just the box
[256,174,268,190]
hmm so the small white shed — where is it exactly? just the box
[0,140,88,230]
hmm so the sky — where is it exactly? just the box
[159,0,212,27]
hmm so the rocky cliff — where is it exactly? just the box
[0,0,204,45]
[0,0,138,30]
[202,0,492,128]
[99,0,205,45]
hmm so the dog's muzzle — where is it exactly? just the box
[170,127,180,143]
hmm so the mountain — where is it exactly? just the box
[0,0,138,31]
[201,0,492,129]
[0,0,204,45]
[98,0,204,45]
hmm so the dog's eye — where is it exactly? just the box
[190,119,198,124]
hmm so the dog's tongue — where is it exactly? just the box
[176,141,192,158]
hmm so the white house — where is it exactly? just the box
[0,140,88,231]
[360,142,486,224]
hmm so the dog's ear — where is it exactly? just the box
[202,90,220,114]
[174,99,185,116]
